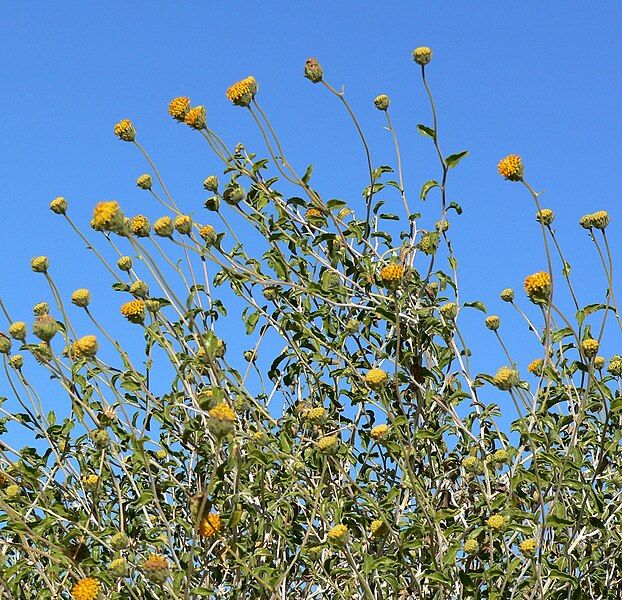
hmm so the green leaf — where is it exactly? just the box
[420,179,439,201]
[445,150,469,169]
[302,164,313,184]
[464,300,487,313]
[417,124,436,139]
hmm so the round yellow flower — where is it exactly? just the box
[380,264,404,288]
[131,215,151,237]
[72,335,98,359]
[440,302,458,320]
[498,154,524,181]
[370,519,388,538]
[524,271,551,303]
[114,119,135,142]
[519,538,537,556]
[413,46,432,65]
[364,367,388,388]
[208,402,237,437]
[374,94,390,111]
[491,449,509,464]
[486,514,506,530]
[117,256,133,272]
[303,406,327,424]
[528,358,543,375]
[493,366,519,391]
[9,354,23,369]
[120,299,146,324]
[327,523,349,546]
[485,315,500,331]
[500,288,514,302]
[50,196,67,214]
[82,474,99,491]
[174,214,193,235]
[136,173,152,190]
[31,256,49,273]
[316,435,339,454]
[591,210,610,230]
[370,424,389,441]
[579,214,593,229]
[154,216,174,237]
[185,105,206,130]
[581,338,599,358]
[199,512,223,538]
[109,557,127,578]
[168,96,191,122]
[71,577,99,600]
[306,207,324,223]
[92,201,125,233]
[199,224,216,244]
[8,321,26,340]
[462,456,481,473]
[464,538,479,554]
[536,208,554,226]
[608,355,622,377]
[594,356,605,370]
[71,288,91,308]
[226,76,258,107]
[304,58,323,83]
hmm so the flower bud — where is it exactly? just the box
[50,196,67,214]
[413,46,432,65]
[223,184,245,206]
[204,196,220,211]
[154,216,174,237]
[373,94,390,111]
[114,119,136,142]
[0,334,11,354]
[71,289,90,308]
[136,174,152,190]
[31,256,49,273]
[485,315,500,331]
[130,280,149,299]
[33,314,58,342]
[500,288,514,302]
[174,214,193,235]
[9,322,27,341]
[117,256,133,272]
[536,208,554,226]
[591,210,610,230]
[9,354,23,369]
[304,58,323,83]
[203,175,219,192]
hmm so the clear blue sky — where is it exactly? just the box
[1,3,621,398]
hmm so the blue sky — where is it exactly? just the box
[1,2,621,414]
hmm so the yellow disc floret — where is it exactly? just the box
[364,368,388,388]
[114,119,136,142]
[498,154,524,181]
[184,105,206,130]
[493,366,519,391]
[226,76,258,107]
[92,201,125,233]
[581,338,599,358]
[71,577,99,600]
[120,299,146,324]
[199,512,223,538]
[327,523,349,546]
[413,46,432,65]
[380,264,404,288]
[168,96,191,122]
[528,358,543,375]
[524,271,551,304]
[486,514,506,530]
[72,335,98,359]
[370,424,389,441]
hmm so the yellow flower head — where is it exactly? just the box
[464,538,479,554]
[109,557,127,578]
[380,264,404,288]
[536,208,555,226]
[168,96,191,122]
[8,321,27,341]
[131,214,151,237]
[226,76,258,107]
[72,335,98,359]
[120,299,146,324]
[114,119,136,142]
[498,154,524,181]
[209,402,236,422]
[71,577,99,600]
[594,356,605,369]
[493,366,519,391]
[462,455,481,473]
[304,58,323,83]
[581,338,599,358]
[306,207,324,222]
[154,216,174,237]
[364,367,388,388]
[92,201,125,233]
[199,512,223,538]
[485,315,500,331]
[71,288,91,308]
[136,173,152,190]
[486,514,506,530]
[31,256,49,273]
[316,434,339,454]
[117,256,133,271]
[370,519,388,538]
[608,356,622,377]
[82,474,99,490]
[208,402,237,437]
[528,358,543,375]
[327,523,349,546]
[199,224,216,244]
[413,46,432,65]
[500,288,514,302]
[591,210,610,230]
[519,538,537,556]
[50,196,67,214]
[303,406,327,424]
[184,105,206,130]
[374,94,390,111]
[174,214,193,235]
[524,271,551,304]
[440,302,458,320]
[492,449,509,464]
[370,424,389,441]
